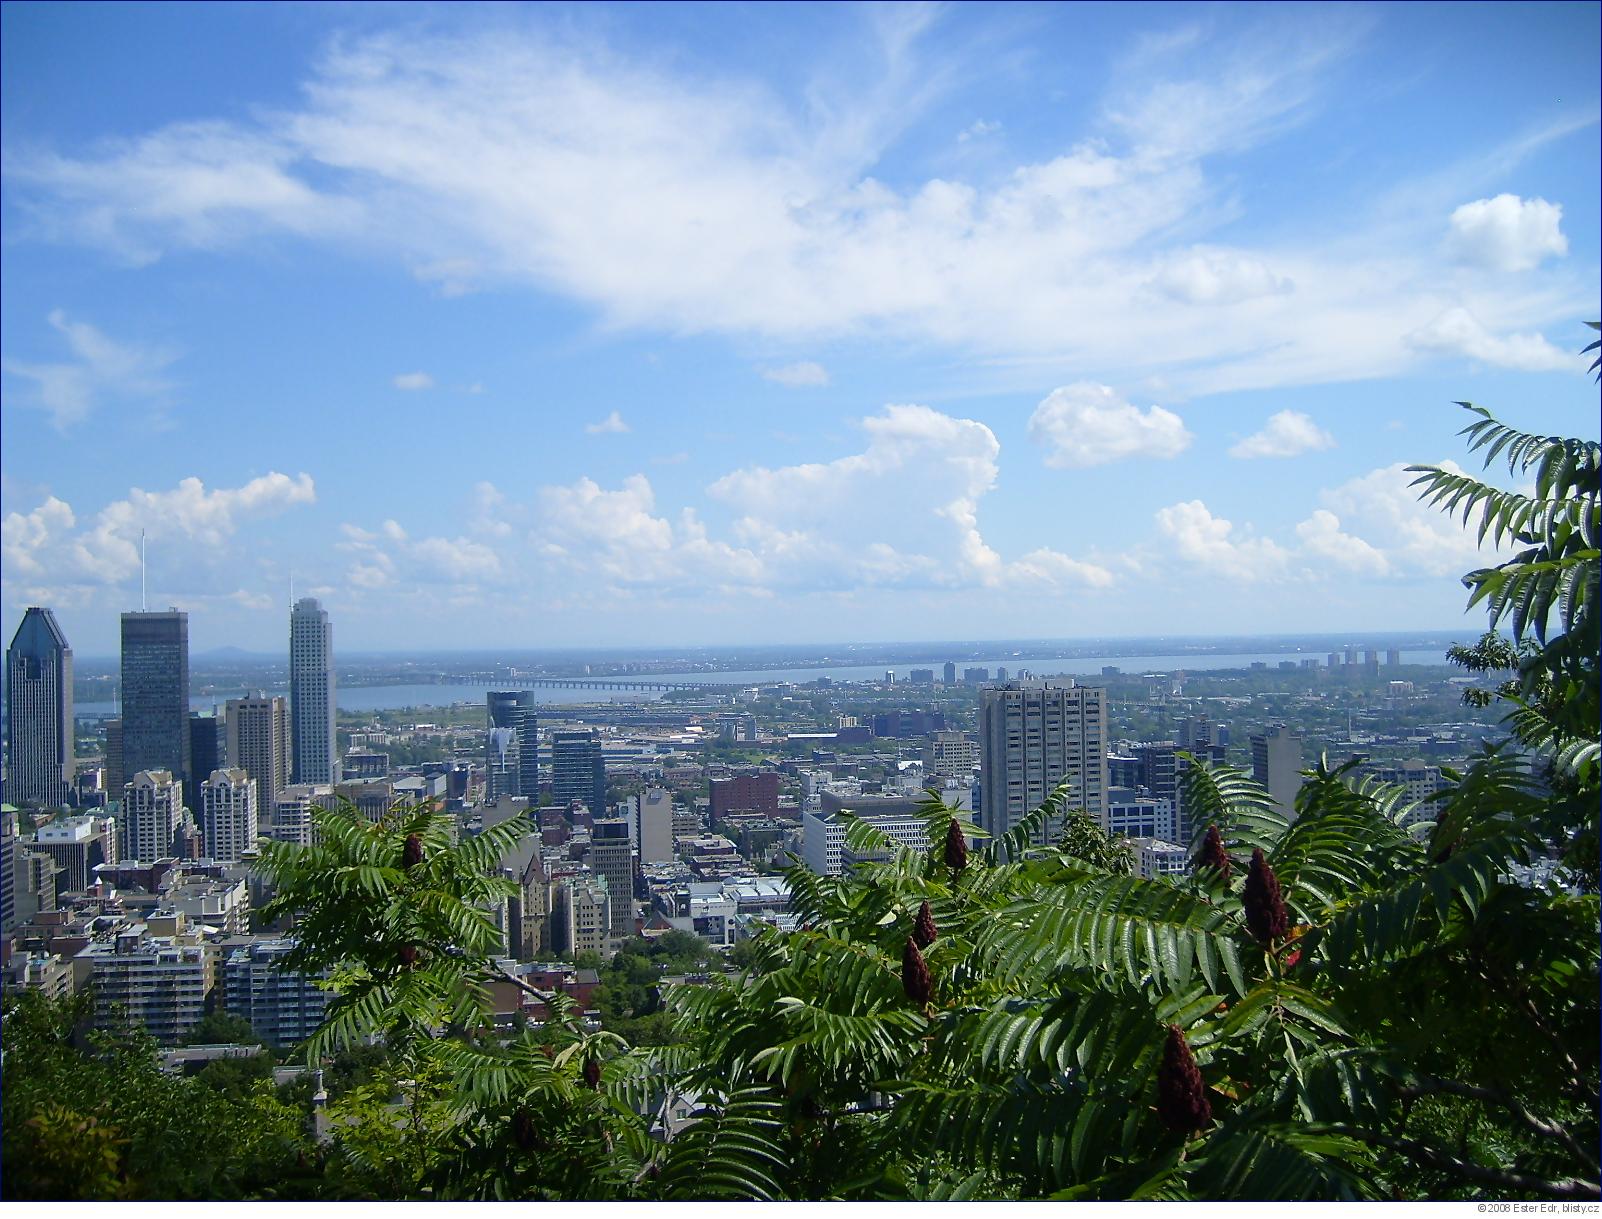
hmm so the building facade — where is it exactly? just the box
[552,731,607,815]
[120,611,191,798]
[226,695,290,815]
[979,680,1108,845]
[201,768,258,863]
[635,787,675,864]
[1251,725,1305,821]
[486,691,538,799]
[589,818,635,942]
[33,813,118,892]
[80,921,214,1044]
[121,770,185,861]
[222,938,331,1047]
[709,772,779,819]
[267,783,335,846]
[289,598,337,784]
[5,607,74,806]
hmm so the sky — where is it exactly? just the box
[1,1,1598,656]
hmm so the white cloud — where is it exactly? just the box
[1229,409,1336,459]
[1407,307,1573,372]
[1149,462,1520,588]
[956,119,1001,143]
[1316,460,1513,579]
[1154,499,1288,580]
[7,18,1584,395]
[339,403,1112,601]
[392,371,434,390]
[1448,194,1567,271]
[585,410,631,435]
[761,361,831,387]
[1,497,76,577]
[1028,383,1192,468]
[1294,509,1390,576]
[1,473,315,596]
[1,310,176,427]
[1151,248,1292,305]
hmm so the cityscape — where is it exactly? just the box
[0,0,1597,1207]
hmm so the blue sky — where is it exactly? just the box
[2,1,1597,655]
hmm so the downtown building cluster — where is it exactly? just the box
[4,604,1457,1043]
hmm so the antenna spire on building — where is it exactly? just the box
[140,529,147,612]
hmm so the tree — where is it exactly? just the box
[1410,400,1600,887]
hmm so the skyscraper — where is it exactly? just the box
[5,607,74,807]
[979,680,1108,846]
[486,690,537,799]
[552,731,607,815]
[227,695,291,814]
[201,768,258,863]
[289,599,336,784]
[1251,725,1305,821]
[589,818,635,942]
[120,611,191,798]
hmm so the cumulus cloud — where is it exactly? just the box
[339,515,502,589]
[1448,194,1567,271]
[392,371,434,390]
[1151,461,1519,587]
[5,16,1580,394]
[1316,460,1513,579]
[1151,248,1292,305]
[1294,508,1390,576]
[340,404,1112,601]
[585,410,631,435]
[761,361,831,387]
[1229,409,1336,459]
[1407,307,1573,372]
[1,473,315,600]
[1028,383,1192,468]
[1,310,176,428]
[1154,500,1288,580]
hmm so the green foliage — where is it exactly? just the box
[1,990,313,1200]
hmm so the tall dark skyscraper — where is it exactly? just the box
[120,611,191,798]
[5,607,75,807]
[290,598,336,784]
[552,730,607,815]
[486,690,538,799]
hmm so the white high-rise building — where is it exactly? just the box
[636,787,675,864]
[201,768,259,863]
[980,680,1108,846]
[1251,726,1304,821]
[225,694,290,815]
[289,599,337,784]
[122,770,184,861]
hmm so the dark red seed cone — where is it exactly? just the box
[1243,848,1289,944]
[944,819,969,874]
[582,1056,602,1090]
[1196,824,1231,880]
[397,944,420,969]
[1156,1024,1212,1134]
[401,833,424,870]
[913,900,938,949]
[902,936,933,1006]
[512,1108,538,1151]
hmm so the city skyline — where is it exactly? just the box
[2,3,1599,655]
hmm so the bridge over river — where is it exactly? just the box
[445,675,747,695]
